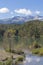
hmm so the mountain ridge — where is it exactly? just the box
[0,15,43,24]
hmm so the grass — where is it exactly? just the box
[0,62,3,65]
[32,48,43,56]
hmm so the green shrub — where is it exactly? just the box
[32,49,39,54]
[5,48,11,52]
[17,56,24,61]
[39,52,43,56]
[32,48,43,56]
[15,56,24,65]
[6,58,12,65]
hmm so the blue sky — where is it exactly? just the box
[0,0,43,19]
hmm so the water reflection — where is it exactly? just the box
[26,57,32,63]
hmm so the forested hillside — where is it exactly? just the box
[0,20,43,37]
[0,20,43,49]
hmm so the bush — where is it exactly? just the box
[15,56,24,65]
[32,49,39,54]
[39,52,43,56]
[17,56,24,61]
[6,58,12,65]
[39,48,43,56]
[32,48,43,56]
[5,48,11,52]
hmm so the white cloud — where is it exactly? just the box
[14,8,32,15]
[0,8,9,13]
[12,15,14,18]
[35,11,40,15]
[10,12,14,14]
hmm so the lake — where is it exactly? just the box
[16,51,43,65]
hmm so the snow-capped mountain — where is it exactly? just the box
[34,15,43,20]
[0,15,43,24]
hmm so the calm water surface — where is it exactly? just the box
[22,54,43,65]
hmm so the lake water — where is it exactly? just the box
[23,54,43,65]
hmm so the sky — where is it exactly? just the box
[0,0,43,19]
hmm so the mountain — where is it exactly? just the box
[0,15,43,24]
[34,15,43,20]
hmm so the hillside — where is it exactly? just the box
[0,20,43,49]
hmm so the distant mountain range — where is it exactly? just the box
[0,15,43,24]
